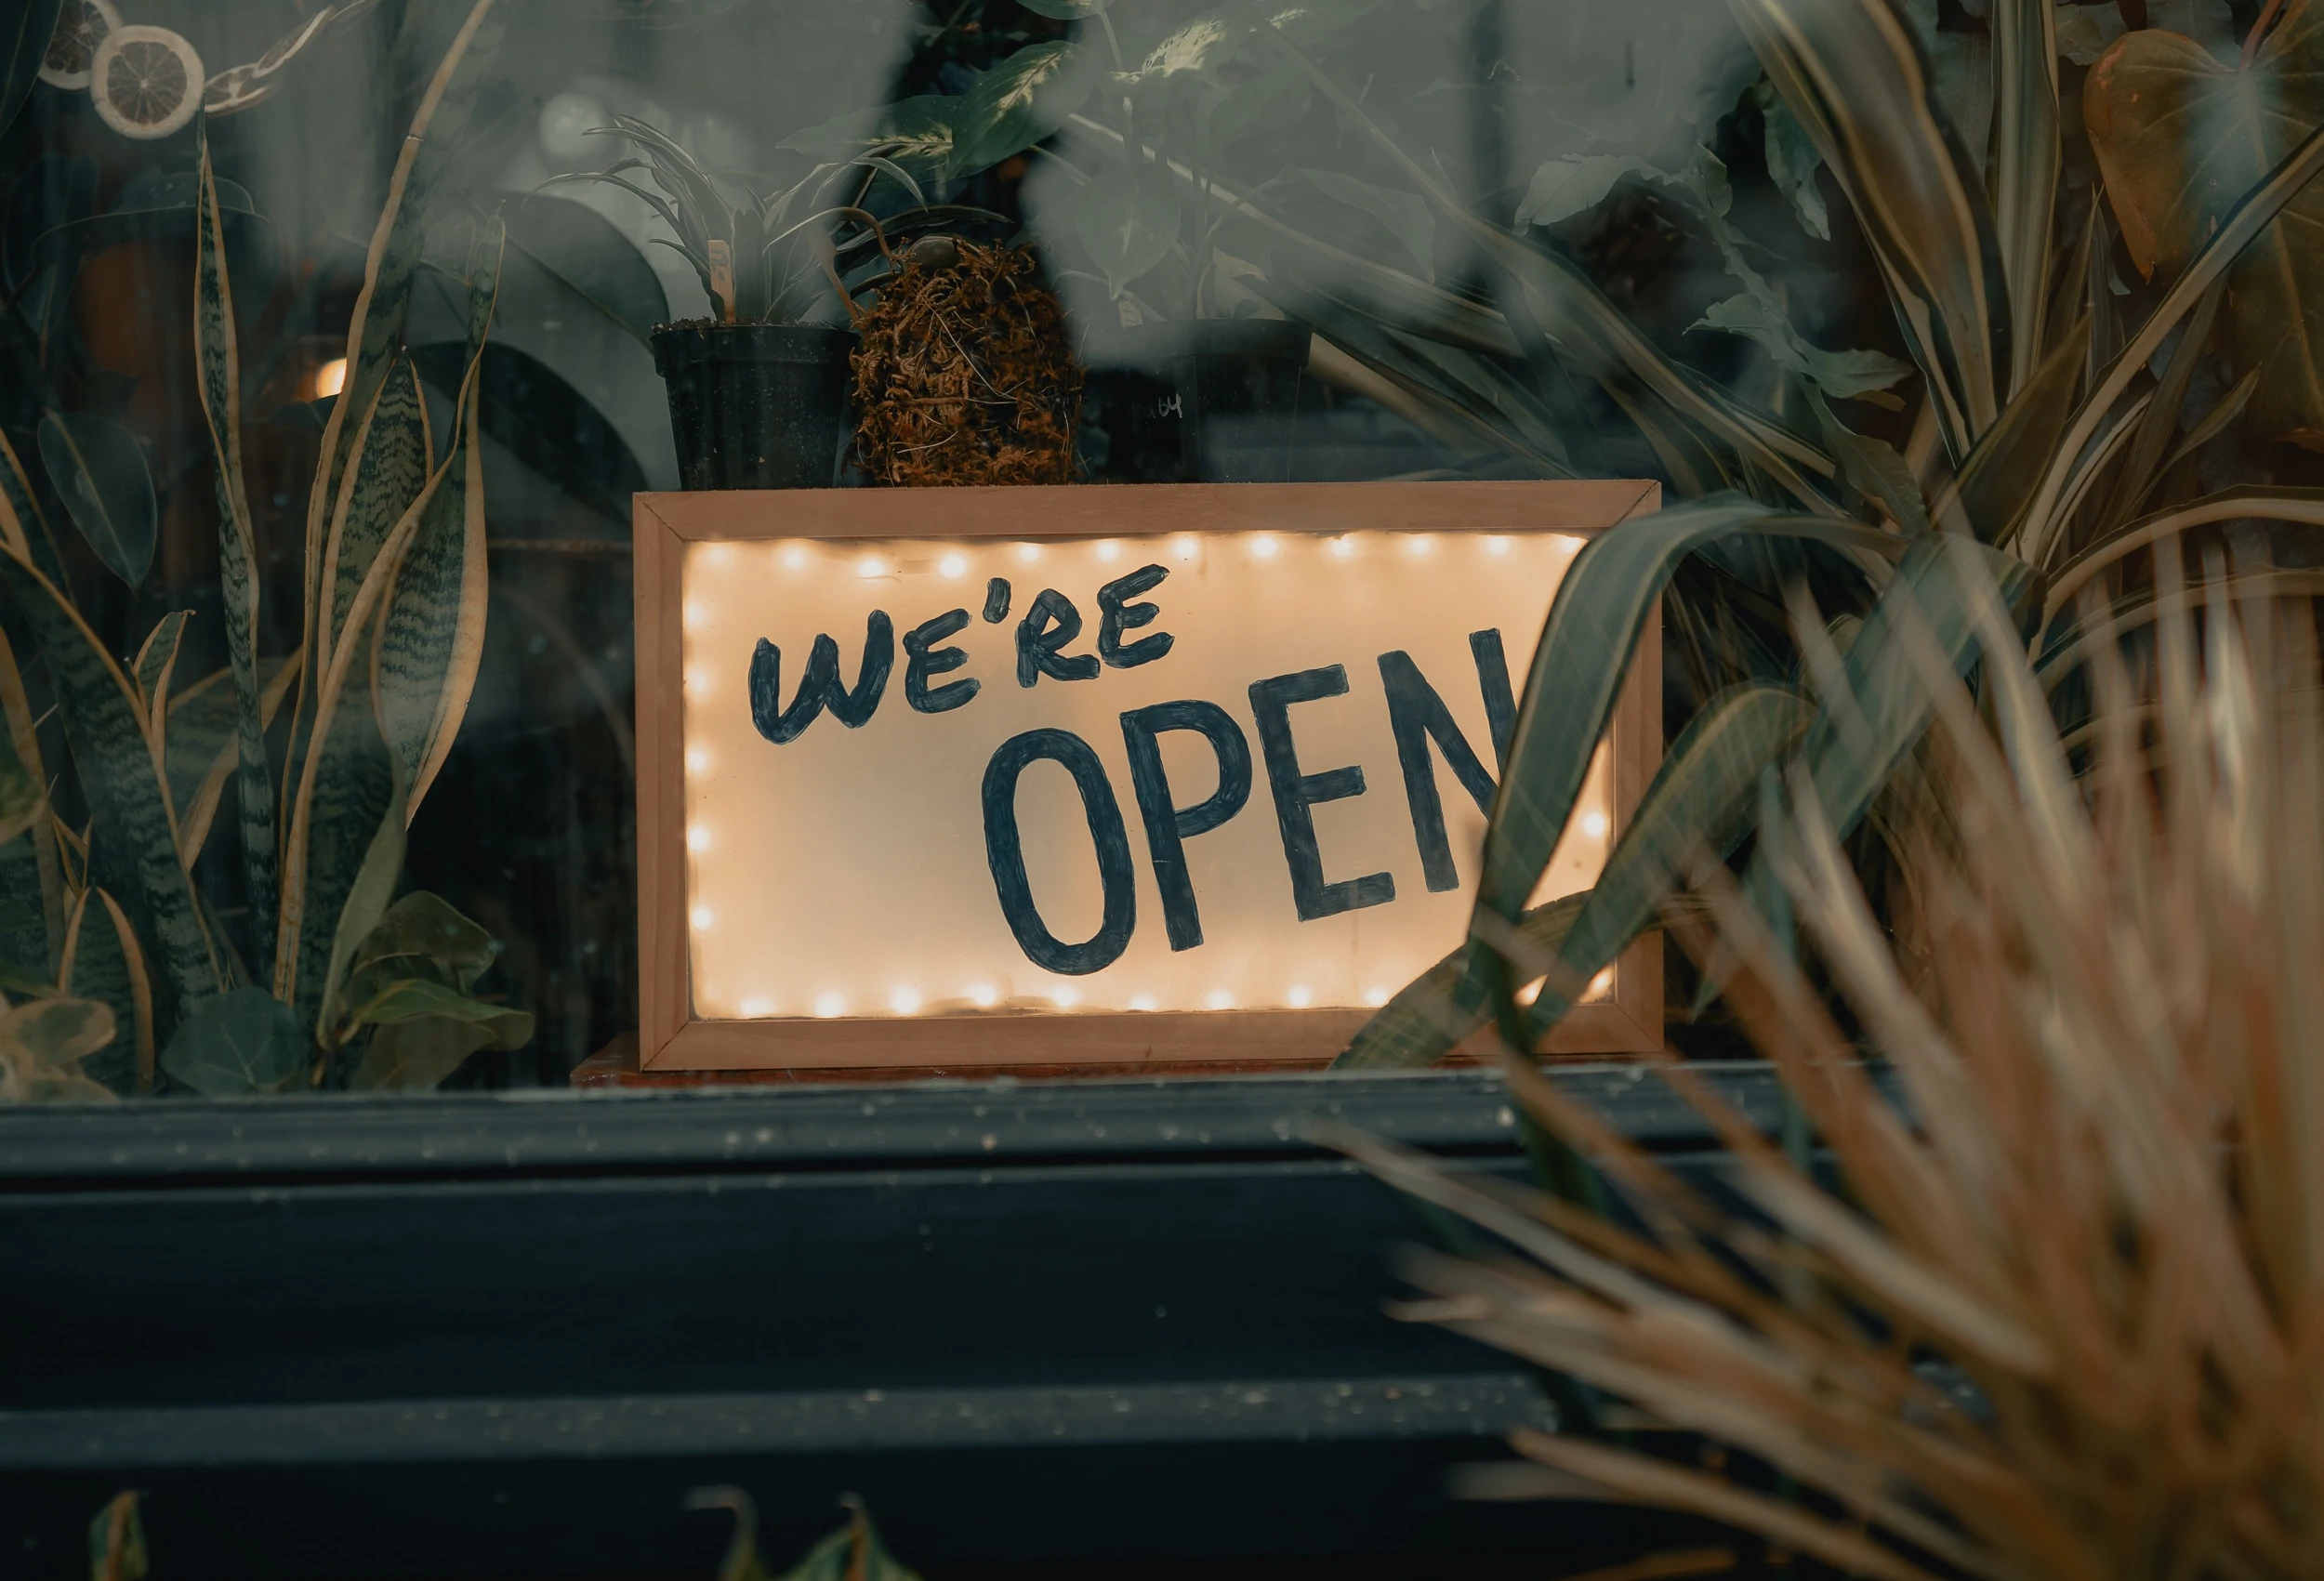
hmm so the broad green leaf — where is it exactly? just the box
[504,194,667,349]
[1266,27,1841,512]
[951,42,1094,177]
[0,553,220,1011]
[1754,84,1829,240]
[341,975,532,1044]
[1477,497,1900,929]
[1936,312,2087,544]
[780,96,958,187]
[347,1014,493,1091]
[198,124,283,985]
[0,622,60,971]
[0,833,51,982]
[1200,66,1309,152]
[1730,0,2010,462]
[1810,391,1929,534]
[0,0,60,138]
[338,889,496,1010]
[411,341,640,531]
[0,996,116,1103]
[1018,0,1112,15]
[1122,14,1243,83]
[160,985,306,1097]
[1695,290,1911,402]
[59,888,152,1094]
[1295,168,1433,279]
[0,950,57,1001]
[36,411,155,587]
[1514,155,1660,230]
[1071,165,1181,294]
[2085,5,2324,448]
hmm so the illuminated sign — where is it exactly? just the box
[635,482,1661,1072]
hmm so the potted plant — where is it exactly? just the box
[558,116,911,491]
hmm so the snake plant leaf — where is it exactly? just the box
[1729,0,2011,462]
[0,948,56,1002]
[770,1502,922,1581]
[0,832,49,987]
[410,342,640,531]
[35,411,155,588]
[1935,312,2088,544]
[380,236,495,823]
[950,41,1095,178]
[305,0,505,642]
[0,0,59,138]
[159,985,306,1096]
[281,625,402,1031]
[1069,164,1181,296]
[196,127,281,981]
[1477,497,1901,930]
[130,610,189,731]
[313,764,406,1048]
[2085,1,2324,449]
[164,656,297,869]
[320,352,433,673]
[0,995,116,1104]
[59,888,152,1094]
[0,623,60,970]
[0,703,41,850]
[0,552,220,1011]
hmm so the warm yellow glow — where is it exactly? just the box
[1515,976,1545,1006]
[1587,968,1615,1000]
[680,530,1610,1022]
[313,356,347,399]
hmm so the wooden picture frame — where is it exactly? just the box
[634,481,1663,1074]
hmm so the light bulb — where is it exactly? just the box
[686,826,712,852]
[857,556,887,579]
[1205,989,1235,1010]
[1406,536,1433,557]
[1095,540,1121,562]
[939,553,968,579]
[1249,534,1279,560]
[968,982,998,1008]
[1580,810,1609,839]
[814,993,847,1018]
[889,986,921,1015]
[1328,536,1354,559]
[1483,535,1512,557]
[690,906,716,931]
[1172,535,1200,561]
[1016,544,1042,563]
[686,746,711,775]
[781,545,809,570]
[1361,985,1390,1008]
[1286,984,1313,1008]
[1129,995,1157,1012]
[740,995,774,1017]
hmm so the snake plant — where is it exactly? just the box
[0,0,531,1097]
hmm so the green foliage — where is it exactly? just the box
[0,0,60,138]
[0,995,116,1103]
[1299,0,2324,1065]
[688,1488,922,1581]
[0,0,522,1100]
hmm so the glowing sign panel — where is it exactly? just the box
[636,483,1662,1072]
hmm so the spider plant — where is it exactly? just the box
[552,114,924,325]
[1249,0,2324,1066]
[1340,557,2324,1578]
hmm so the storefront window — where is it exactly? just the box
[0,0,2291,1096]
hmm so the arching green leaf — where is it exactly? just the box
[950,42,1094,178]
[35,411,154,587]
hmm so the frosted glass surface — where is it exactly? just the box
[680,530,1611,1022]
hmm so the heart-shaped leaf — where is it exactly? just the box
[1071,164,1181,294]
[2086,3,2324,448]
[950,41,1094,178]
[160,986,307,1096]
[35,411,154,587]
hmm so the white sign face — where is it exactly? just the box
[676,527,1609,1026]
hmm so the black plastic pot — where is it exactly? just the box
[651,323,854,491]
[1080,318,1311,483]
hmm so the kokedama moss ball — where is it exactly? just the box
[852,241,1083,486]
